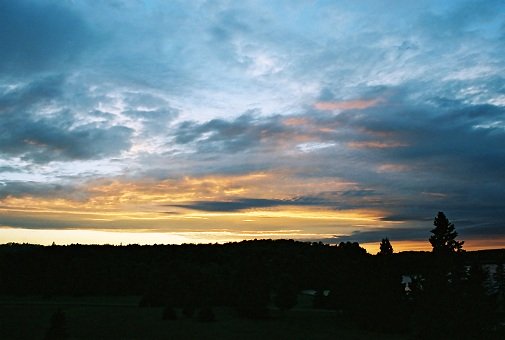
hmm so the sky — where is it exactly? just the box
[1,0,504,252]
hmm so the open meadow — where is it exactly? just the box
[0,295,407,339]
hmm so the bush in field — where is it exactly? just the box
[162,306,177,320]
[198,306,216,322]
[182,304,196,318]
[44,308,68,340]
[274,275,298,312]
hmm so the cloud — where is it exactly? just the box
[173,112,291,153]
[167,189,382,213]
[328,227,430,244]
[121,92,180,135]
[314,98,382,111]
[0,166,22,173]
[327,210,505,245]
[169,198,297,212]
[0,181,79,200]
[0,114,133,164]
[0,76,134,163]
[165,94,505,231]
[347,141,408,149]
[168,196,328,212]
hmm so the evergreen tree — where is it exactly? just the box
[378,238,393,256]
[429,212,464,254]
[494,263,505,312]
[454,264,496,338]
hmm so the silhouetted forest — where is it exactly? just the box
[1,240,505,338]
[1,213,505,338]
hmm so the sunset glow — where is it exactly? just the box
[1,0,504,251]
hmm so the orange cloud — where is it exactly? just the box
[314,98,382,111]
[0,172,358,218]
[347,141,408,149]
[376,163,411,173]
[282,117,311,126]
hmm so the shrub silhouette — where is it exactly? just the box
[182,305,196,318]
[162,306,177,320]
[44,308,68,340]
[274,275,298,312]
[198,306,216,322]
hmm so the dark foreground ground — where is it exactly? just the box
[0,295,407,339]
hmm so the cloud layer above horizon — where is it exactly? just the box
[1,0,504,249]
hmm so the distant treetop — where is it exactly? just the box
[429,211,464,254]
[378,238,393,256]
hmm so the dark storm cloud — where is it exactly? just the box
[0,76,134,163]
[0,0,94,74]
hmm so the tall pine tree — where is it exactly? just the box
[429,212,464,254]
[378,238,393,255]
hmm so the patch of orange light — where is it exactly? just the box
[347,141,408,149]
[282,117,311,126]
[360,240,431,254]
[462,239,505,251]
[376,163,410,173]
[0,172,393,244]
[361,238,505,253]
[314,98,382,111]
[0,227,334,246]
[233,207,385,222]
[0,173,364,223]
[318,127,335,133]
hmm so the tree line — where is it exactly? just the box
[1,212,505,338]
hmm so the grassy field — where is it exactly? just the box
[0,296,408,339]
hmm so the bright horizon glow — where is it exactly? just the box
[3,228,501,255]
